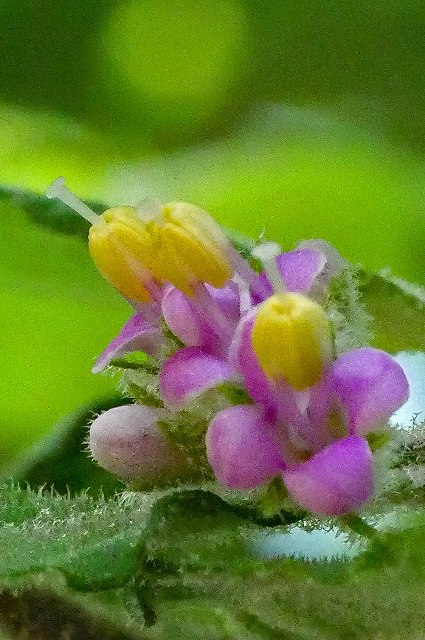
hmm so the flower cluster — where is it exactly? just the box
[47,178,409,516]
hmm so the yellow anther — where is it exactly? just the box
[251,292,333,391]
[46,178,233,299]
[89,207,154,304]
[147,202,233,295]
[90,202,233,299]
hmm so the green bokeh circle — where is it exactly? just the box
[102,0,248,112]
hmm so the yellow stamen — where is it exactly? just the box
[91,202,233,297]
[252,292,333,391]
[150,202,233,294]
[89,207,153,303]
[47,177,233,298]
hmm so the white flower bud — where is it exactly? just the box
[89,404,187,482]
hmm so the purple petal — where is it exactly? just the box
[296,239,346,286]
[302,370,348,449]
[283,435,373,515]
[253,249,326,303]
[207,282,240,324]
[162,287,203,345]
[206,405,285,489]
[230,313,311,450]
[229,312,280,418]
[161,283,240,358]
[159,347,233,410]
[89,404,187,480]
[331,348,410,434]
[92,313,163,373]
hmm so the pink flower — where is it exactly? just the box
[159,248,328,407]
[206,315,409,515]
[94,245,327,373]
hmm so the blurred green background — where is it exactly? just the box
[2,0,425,474]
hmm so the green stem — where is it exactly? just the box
[340,513,396,566]
[110,358,159,374]
[340,513,379,540]
[127,383,163,408]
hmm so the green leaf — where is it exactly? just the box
[353,510,425,578]
[360,270,425,353]
[0,196,128,465]
[0,577,148,640]
[0,184,104,239]
[1,486,425,639]
[0,486,274,597]
[147,544,425,640]
[0,484,155,592]
[144,599,263,640]
[143,490,252,575]
[141,491,425,640]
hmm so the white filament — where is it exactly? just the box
[252,242,286,293]
[46,177,100,226]
[136,197,164,224]
[233,274,252,314]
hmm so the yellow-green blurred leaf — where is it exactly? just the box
[104,108,425,284]
[0,103,122,196]
[0,201,128,465]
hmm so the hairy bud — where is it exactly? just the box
[89,404,187,482]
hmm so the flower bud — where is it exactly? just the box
[251,292,333,391]
[89,404,187,482]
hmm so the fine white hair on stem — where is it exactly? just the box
[46,177,101,226]
[252,242,286,293]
